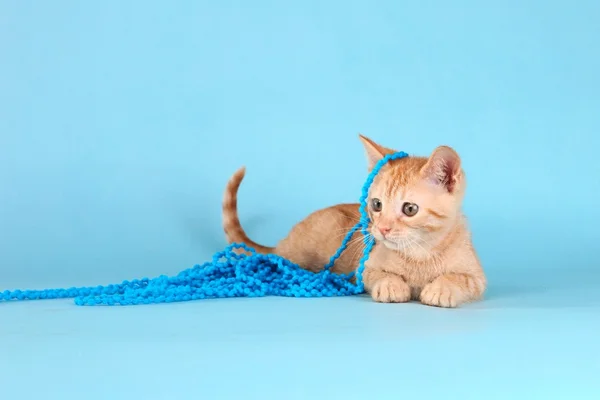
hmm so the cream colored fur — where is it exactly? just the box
[222,135,486,308]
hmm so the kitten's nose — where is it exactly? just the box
[378,226,391,236]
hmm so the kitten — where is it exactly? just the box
[222,135,486,308]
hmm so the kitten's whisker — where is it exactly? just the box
[330,227,362,240]
[410,233,433,247]
[344,235,371,259]
[407,235,428,255]
[395,240,402,254]
[349,237,371,263]
[346,233,369,246]
[404,237,418,258]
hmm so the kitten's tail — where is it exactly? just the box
[222,167,275,254]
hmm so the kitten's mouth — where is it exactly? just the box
[379,238,402,250]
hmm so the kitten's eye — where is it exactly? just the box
[371,198,382,212]
[402,202,419,217]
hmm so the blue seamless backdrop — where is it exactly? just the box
[1,1,599,399]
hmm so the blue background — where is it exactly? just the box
[1,1,599,399]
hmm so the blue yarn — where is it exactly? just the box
[0,151,408,306]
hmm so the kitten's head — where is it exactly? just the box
[359,135,466,254]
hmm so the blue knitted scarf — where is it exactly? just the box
[0,152,408,306]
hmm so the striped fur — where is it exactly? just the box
[222,167,275,254]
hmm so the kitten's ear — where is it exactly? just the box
[420,145,462,193]
[358,134,396,171]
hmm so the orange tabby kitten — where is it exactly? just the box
[222,135,486,308]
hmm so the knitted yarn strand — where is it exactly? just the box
[0,151,408,306]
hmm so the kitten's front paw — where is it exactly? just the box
[370,275,411,303]
[420,277,463,308]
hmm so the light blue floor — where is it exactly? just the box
[2,266,599,400]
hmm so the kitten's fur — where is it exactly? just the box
[222,135,486,307]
